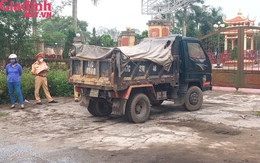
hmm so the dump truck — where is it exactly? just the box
[68,36,212,123]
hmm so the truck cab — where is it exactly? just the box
[177,36,212,91]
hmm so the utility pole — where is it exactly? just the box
[72,0,77,33]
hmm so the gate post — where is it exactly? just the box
[236,27,245,90]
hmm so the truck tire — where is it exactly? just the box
[150,100,164,106]
[126,93,151,123]
[88,99,112,116]
[87,100,99,116]
[183,86,203,111]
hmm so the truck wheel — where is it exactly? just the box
[87,100,99,116]
[88,99,112,116]
[126,93,150,123]
[150,100,164,106]
[183,86,203,111]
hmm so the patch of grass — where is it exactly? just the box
[0,112,8,117]
[254,111,260,117]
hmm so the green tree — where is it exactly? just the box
[39,16,89,46]
[173,0,206,36]
[33,0,72,41]
[0,0,34,59]
[231,46,238,60]
[198,6,224,53]
[96,27,121,42]
[39,16,68,46]
[63,29,76,59]
[100,34,115,47]
[173,3,224,37]
[186,19,197,37]
[89,28,102,46]
[200,6,223,36]
[135,30,148,44]
[183,0,205,36]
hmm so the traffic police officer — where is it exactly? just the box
[31,52,58,105]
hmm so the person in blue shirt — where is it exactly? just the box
[4,54,25,109]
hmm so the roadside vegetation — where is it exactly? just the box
[0,112,8,117]
[0,67,73,105]
[254,111,260,117]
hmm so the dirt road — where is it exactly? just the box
[0,90,260,163]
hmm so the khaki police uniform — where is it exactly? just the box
[31,53,54,103]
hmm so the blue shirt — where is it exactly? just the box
[5,63,23,82]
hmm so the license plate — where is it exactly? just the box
[156,91,167,100]
[90,89,99,97]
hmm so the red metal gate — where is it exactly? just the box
[200,26,260,89]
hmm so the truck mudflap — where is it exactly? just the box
[80,95,113,117]
[79,95,90,107]
[111,98,127,115]
[79,93,127,116]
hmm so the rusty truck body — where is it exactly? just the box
[68,36,212,123]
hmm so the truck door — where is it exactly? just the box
[181,39,212,87]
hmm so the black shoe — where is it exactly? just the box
[49,100,58,103]
[36,102,42,105]
[75,99,79,102]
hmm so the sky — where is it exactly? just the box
[59,0,260,33]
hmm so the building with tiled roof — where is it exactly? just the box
[221,10,257,54]
[223,10,256,26]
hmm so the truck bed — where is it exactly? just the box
[68,55,179,92]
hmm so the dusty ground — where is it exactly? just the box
[0,90,260,163]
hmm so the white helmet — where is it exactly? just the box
[9,54,17,59]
